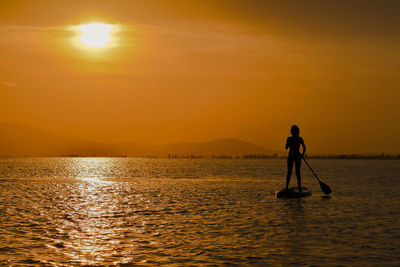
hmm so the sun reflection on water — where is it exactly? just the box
[58,179,131,264]
[70,158,113,181]
[3,158,397,265]
[59,158,133,264]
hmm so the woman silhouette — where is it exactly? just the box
[285,125,306,191]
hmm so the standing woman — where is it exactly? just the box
[285,125,306,191]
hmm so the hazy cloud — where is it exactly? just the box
[0,81,17,88]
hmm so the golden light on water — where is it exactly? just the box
[71,158,112,181]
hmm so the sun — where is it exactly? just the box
[69,22,121,54]
[77,23,113,48]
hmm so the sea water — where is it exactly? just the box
[0,158,399,266]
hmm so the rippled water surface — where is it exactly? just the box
[0,158,399,266]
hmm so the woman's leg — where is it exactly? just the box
[286,157,294,189]
[295,156,302,191]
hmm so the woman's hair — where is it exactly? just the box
[290,125,300,136]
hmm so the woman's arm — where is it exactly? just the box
[285,137,289,150]
[301,138,306,157]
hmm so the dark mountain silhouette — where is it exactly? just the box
[0,122,115,156]
[0,122,275,157]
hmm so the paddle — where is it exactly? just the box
[302,157,332,195]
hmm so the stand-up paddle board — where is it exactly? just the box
[275,187,312,198]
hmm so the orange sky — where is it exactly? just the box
[1,0,400,153]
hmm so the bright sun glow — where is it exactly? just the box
[78,23,113,48]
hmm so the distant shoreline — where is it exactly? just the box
[0,154,399,159]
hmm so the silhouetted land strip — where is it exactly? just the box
[1,153,399,159]
[305,154,400,159]
[244,153,400,159]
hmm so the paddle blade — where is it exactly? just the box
[319,181,332,195]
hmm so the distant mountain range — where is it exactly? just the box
[0,122,275,157]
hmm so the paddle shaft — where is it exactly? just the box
[302,157,321,182]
